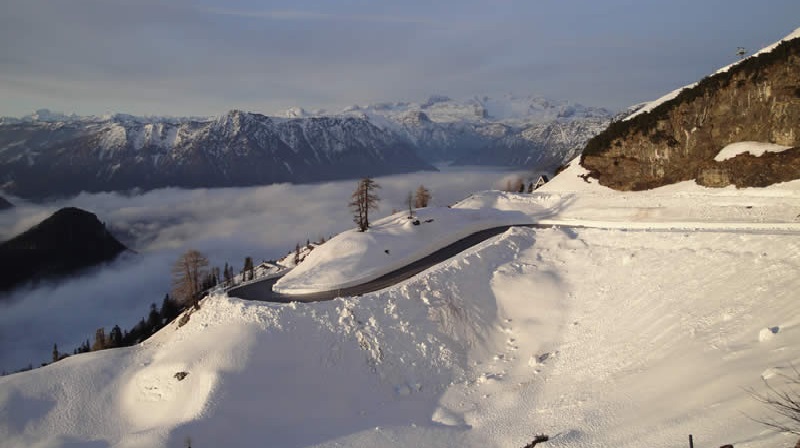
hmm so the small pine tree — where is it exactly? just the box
[52,343,59,363]
[294,243,301,265]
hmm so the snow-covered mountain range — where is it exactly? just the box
[0,96,613,200]
[0,110,434,199]
[286,94,613,165]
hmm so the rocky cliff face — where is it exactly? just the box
[582,32,800,190]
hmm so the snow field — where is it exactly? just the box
[2,218,798,447]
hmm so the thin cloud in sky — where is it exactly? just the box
[0,0,798,117]
[202,7,436,26]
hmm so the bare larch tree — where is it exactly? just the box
[414,184,431,208]
[349,177,380,231]
[171,249,209,308]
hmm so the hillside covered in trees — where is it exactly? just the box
[0,207,128,292]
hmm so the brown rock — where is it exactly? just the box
[581,36,800,190]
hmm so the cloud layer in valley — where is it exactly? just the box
[0,167,526,372]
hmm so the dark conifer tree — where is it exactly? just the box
[161,294,180,324]
[243,257,254,281]
[223,262,232,284]
[147,303,161,334]
[109,325,123,348]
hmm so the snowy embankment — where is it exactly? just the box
[524,158,800,231]
[273,206,535,294]
[275,158,799,294]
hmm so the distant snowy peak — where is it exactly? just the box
[470,94,613,122]
[336,94,614,125]
[283,107,308,118]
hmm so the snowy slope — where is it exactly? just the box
[273,207,532,293]
[276,158,799,293]
[2,163,800,447]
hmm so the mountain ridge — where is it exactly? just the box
[0,95,613,200]
[0,111,435,200]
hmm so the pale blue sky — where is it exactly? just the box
[1,0,798,116]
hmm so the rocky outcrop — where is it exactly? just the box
[581,33,800,190]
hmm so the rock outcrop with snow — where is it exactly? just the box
[582,27,800,190]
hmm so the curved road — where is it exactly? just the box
[228,224,548,303]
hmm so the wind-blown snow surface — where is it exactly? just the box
[2,163,800,447]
